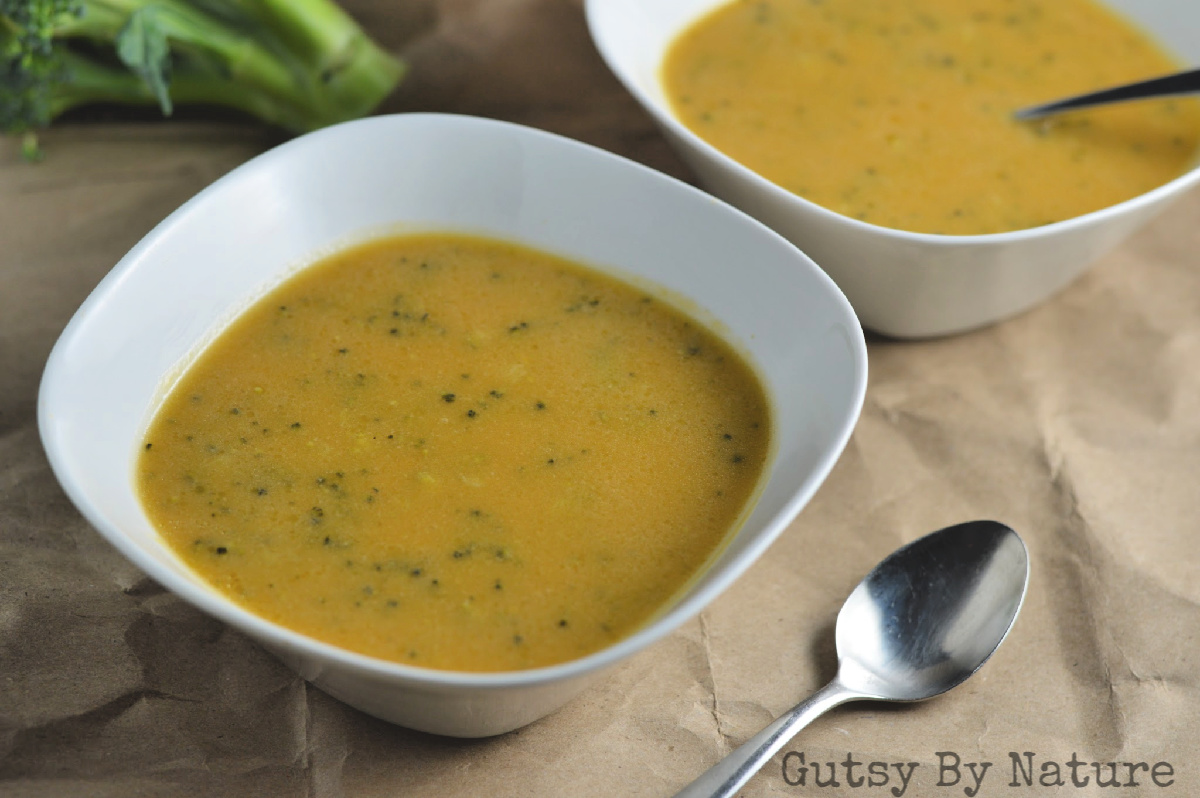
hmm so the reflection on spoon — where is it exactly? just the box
[1014,67,1200,120]
[671,520,1029,798]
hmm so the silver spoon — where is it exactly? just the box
[1014,67,1200,120]
[672,519,1029,798]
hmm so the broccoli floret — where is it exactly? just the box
[1,0,405,156]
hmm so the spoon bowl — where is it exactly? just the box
[673,520,1029,798]
[835,520,1030,701]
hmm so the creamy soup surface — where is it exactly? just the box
[137,233,771,671]
[662,0,1200,234]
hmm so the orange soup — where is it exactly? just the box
[662,0,1200,234]
[136,233,771,671]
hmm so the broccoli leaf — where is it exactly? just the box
[115,5,173,116]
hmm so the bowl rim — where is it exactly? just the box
[38,112,868,691]
[583,0,1200,245]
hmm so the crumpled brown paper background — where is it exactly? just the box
[3,1,1199,795]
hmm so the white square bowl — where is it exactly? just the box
[38,113,867,737]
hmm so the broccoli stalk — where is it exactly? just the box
[1,0,405,155]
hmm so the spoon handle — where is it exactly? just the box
[1014,67,1200,120]
[671,679,858,798]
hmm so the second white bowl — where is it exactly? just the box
[586,0,1200,337]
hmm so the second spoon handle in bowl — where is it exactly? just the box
[1014,67,1200,120]
[671,679,859,798]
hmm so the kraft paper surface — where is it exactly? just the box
[2,1,1199,796]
